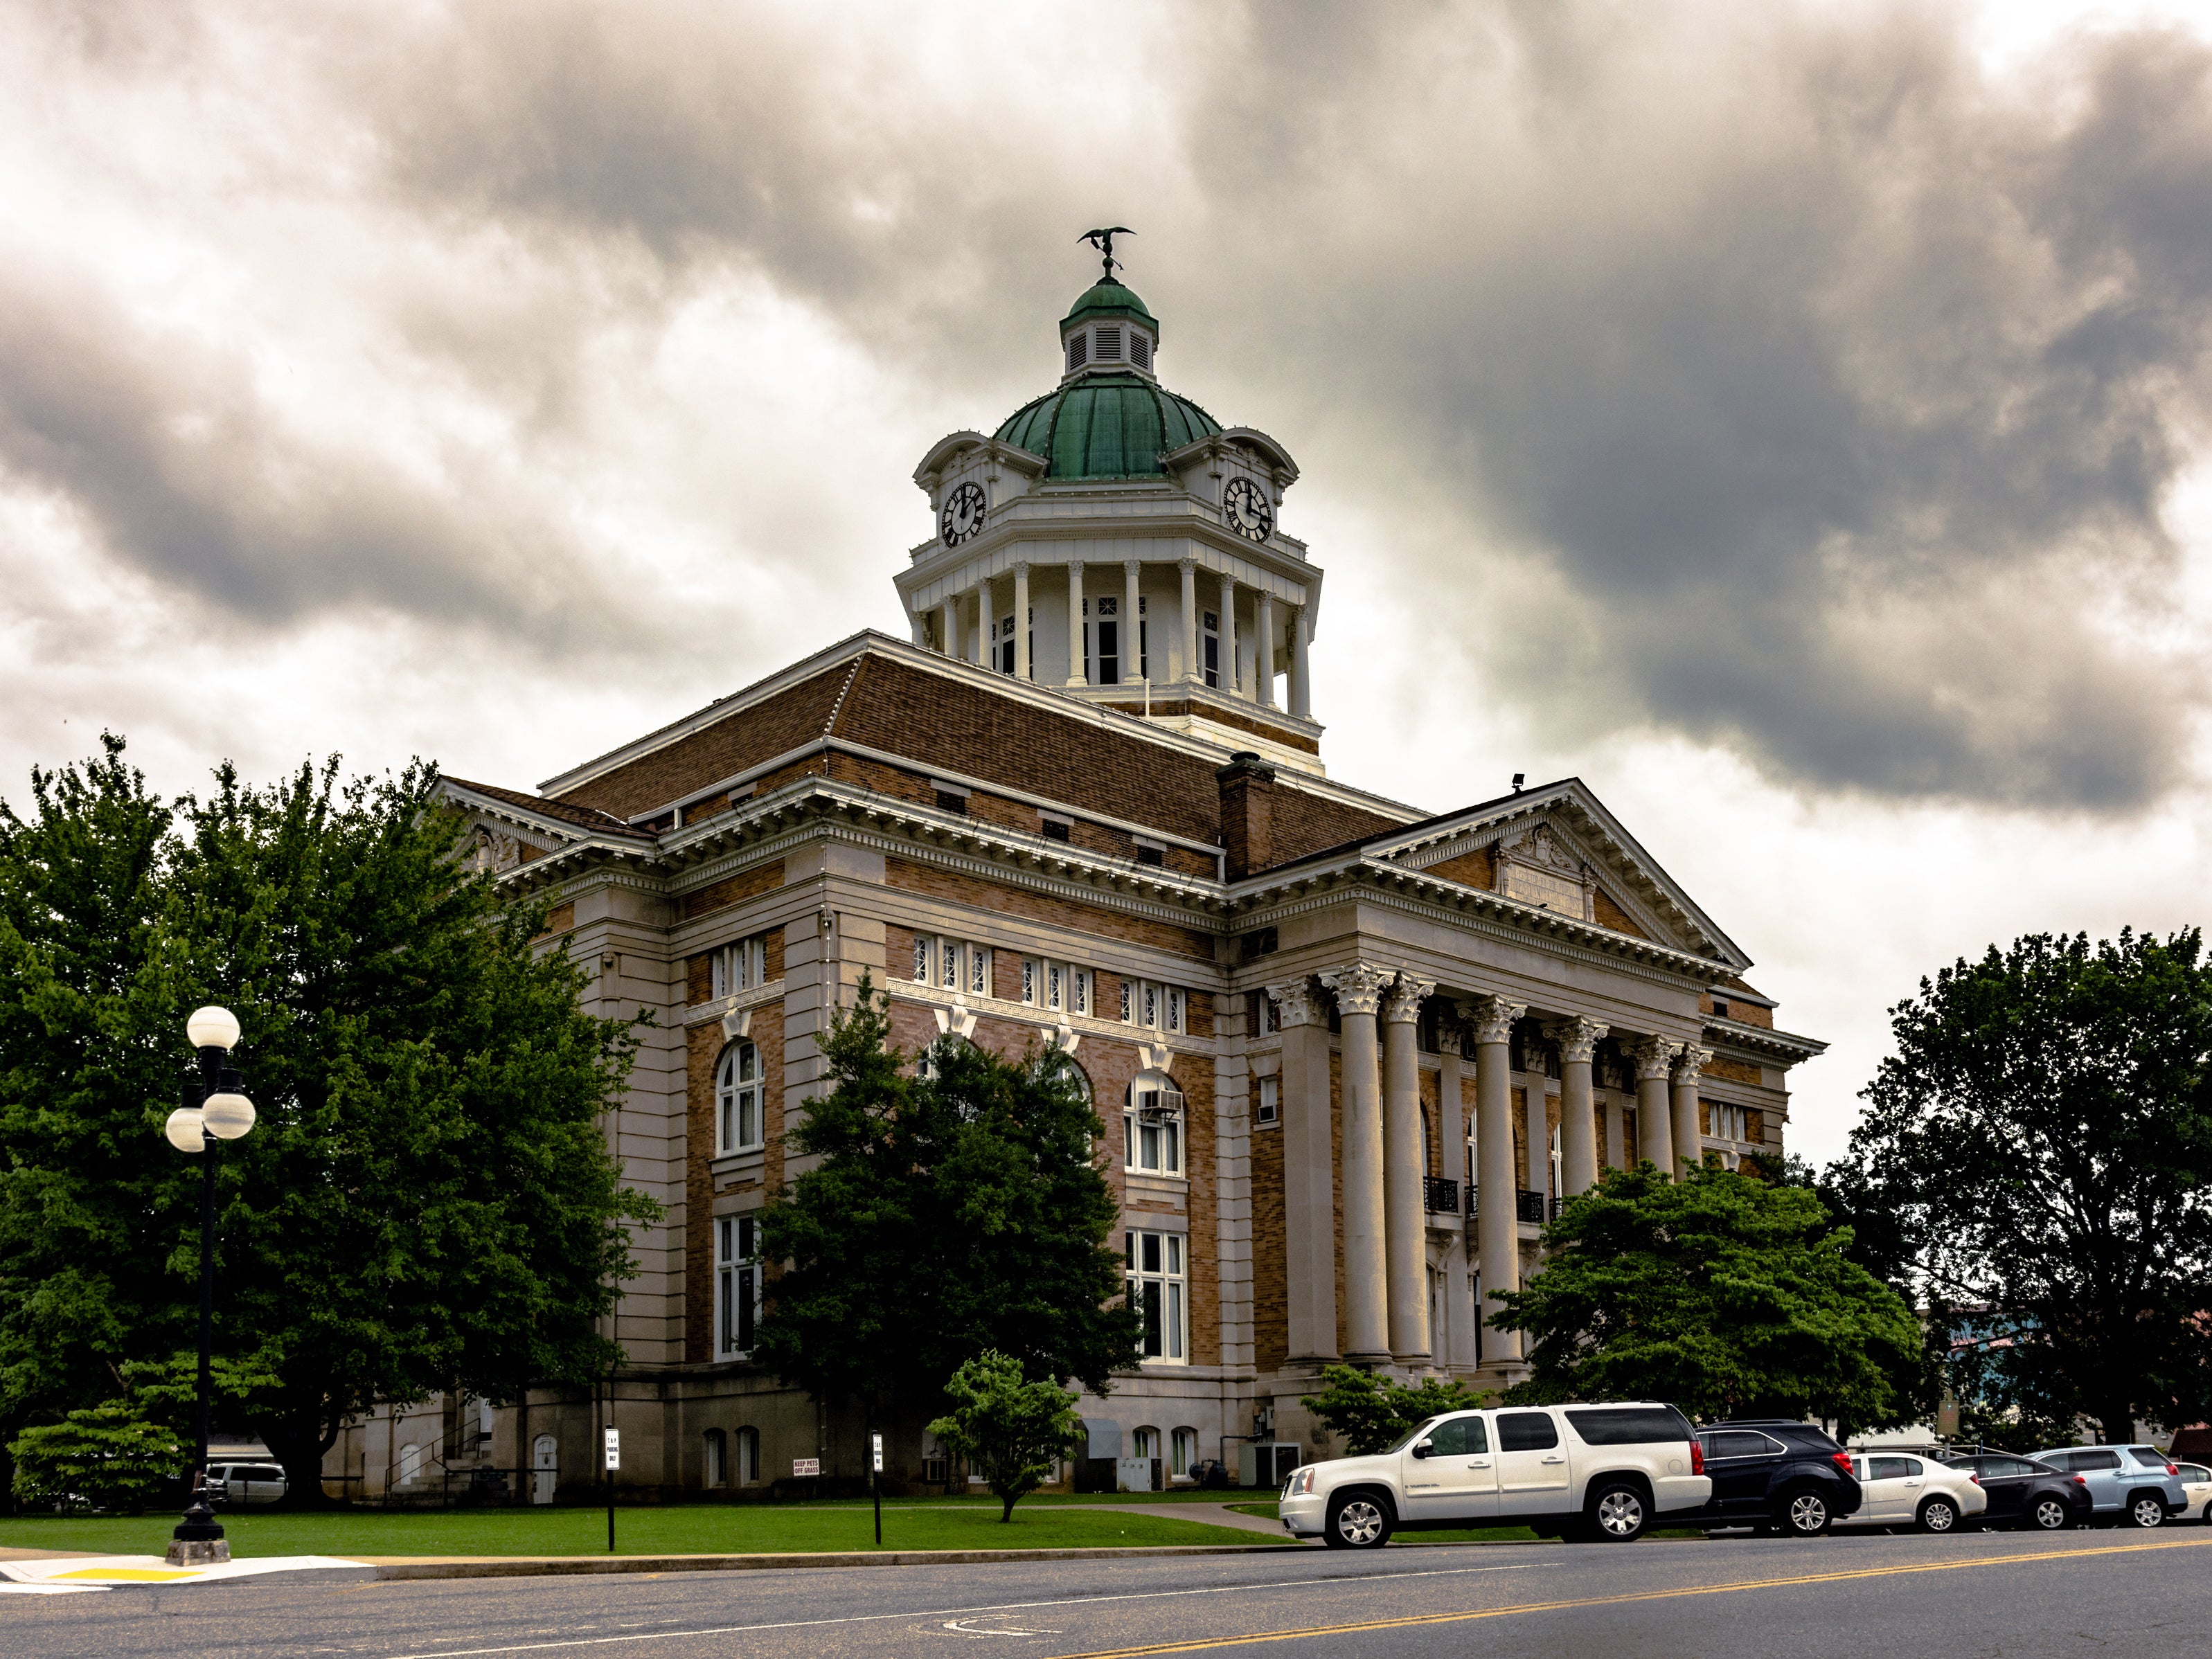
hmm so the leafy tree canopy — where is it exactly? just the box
[755,979,1138,1412]
[925,1349,1085,1522]
[1839,930,2212,1443]
[0,737,657,1505]
[8,1400,190,1515]
[1299,1365,1493,1457]
[1493,1163,1923,1433]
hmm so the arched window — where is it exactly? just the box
[1170,1427,1197,1479]
[1125,1070,1184,1175]
[703,1428,727,1489]
[1132,1426,1159,1460]
[716,1041,763,1154]
[397,1442,421,1487]
[735,1426,760,1487]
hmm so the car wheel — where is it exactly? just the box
[2030,1497,2070,1531]
[1781,1489,1832,1537]
[1917,1496,1959,1534]
[1324,1491,1392,1550]
[1588,1482,1650,1543]
[2126,1494,2165,1530]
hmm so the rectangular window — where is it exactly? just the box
[1023,958,1089,1014]
[935,788,967,816]
[1138,595,1149,679]
[711,935,769,999]
[913,934,932,983]
[715,1040,764,1154]
[918,937,990,998]
[1256,1075,1280,1127]
[1125,1229,1187,1363]
[1125,1085,1186,1175]
[1069,967,1090,1017]
[1121,979,1134,1023]
[1022,958,1037,1005]
[716,1215,760,1358]
[1203,611,1220,689]
[970,944,989,999]
[1042,814,1071,843]
[1094,595,1121,684]
[995,614,1016,675]
[1123,980,1185,1032]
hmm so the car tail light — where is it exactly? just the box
[1690,1440,1704,1476]
[2166,1464,2179,1478]
[2072,1475,2088,1487]
[1969,1474,1981,1485]
[1832,1452,1854,1477]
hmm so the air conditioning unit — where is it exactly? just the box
[1136,1088,1186,1121]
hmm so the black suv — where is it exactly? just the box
[1697,1421,1863,1536]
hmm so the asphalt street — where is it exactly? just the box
[6,1528,2209,1659]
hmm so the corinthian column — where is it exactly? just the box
[1467,993,1527,1365]
[1382,971,1436,1363]
[1321,962,1392,1362]
[1436,1016,1476,1370]
[1547,1016,1609,1196]
[1672,1043,1713,1176]
[1269,978,1337,1364]
[1627,1035,1679,1177]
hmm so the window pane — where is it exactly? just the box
[1144,985,1158,1028]
[970,947,987,996]
[1024,960,1037,1004]
[738,1215,755,1259]
[1071,971,1087,1016]
[737,1266,756,1351]
[1142,1282,1162,1356]
[1121,981,1134,1021]
[1167,1282,1184,1358]
[740,1042,757,1082]
[1049,963,1064,1010]
[1167,1234,1183,1274]
[1164,1120,1179,1173]
[913,937,930,981]
[1143,1233,1161,1273]
[943,941,960,989]
[1141,1123,1159,1169]
[718,1268,733,1354]
[1497,1412,1560,1451]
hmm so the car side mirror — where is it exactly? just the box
[1411,1441,1432,1460]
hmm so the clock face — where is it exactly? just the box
[1222,477,1273,542]
[939,481,988,547]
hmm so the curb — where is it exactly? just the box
[372,1543,1300,1579]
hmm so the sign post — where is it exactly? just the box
[871,1431,884,1546]
[604,1426,620,1554]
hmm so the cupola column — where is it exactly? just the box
[1179,558,1199,685]
[1255,591,1276,708]
[1290,606,1312,718]
[969,580,990,667]
[1218,573,1239,697]
[1013,562,1031,682]
[1066,561,1087,686]
[937,595,957,661]
[1123,561,1143,685]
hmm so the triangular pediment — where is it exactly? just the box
[1370,778,1746,969]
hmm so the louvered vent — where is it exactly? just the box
[1096,325,1122,360]
[1066,332,1089,370]
[1131,332,1152,370]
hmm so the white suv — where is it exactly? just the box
[1277,1402,1710,1548]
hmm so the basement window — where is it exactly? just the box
[1135,840,1166,868]
[933,783,969,816]
[1042,815,1071,843]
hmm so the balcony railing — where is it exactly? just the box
[1515,1189,1548,1224]
[1422,1176,1460,1215]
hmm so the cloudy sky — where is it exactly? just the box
[6,0,2212,1166]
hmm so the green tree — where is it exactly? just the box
[925,1349,1085,1522]
[755,979,1138,1422]
[1841,931,2212,1443]
[1299,1365,1493,1456]
[1492,1163,1923,1432]
[9,1400,190,1514]
[0,737,657,1506]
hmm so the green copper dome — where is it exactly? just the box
[1062,277,1159,332]
[993,373,1222,479]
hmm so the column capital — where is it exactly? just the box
[1461,994,1526,1047]
[1545,1016,1611,1065]
[1382,973,1436,1024]
[1321,962,1392,1017]
[1124,557,1143,576]
[1267,978,1323,1028]
[1671,1042,1713,1082]
[1013,558,1031,577]
[1627,1033,1680,1080]
[1178,553,1198,572]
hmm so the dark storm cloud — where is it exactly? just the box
[10,0,2212,809]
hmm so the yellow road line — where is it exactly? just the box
[1049,1534,2212,1659]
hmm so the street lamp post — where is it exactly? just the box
[161,1005,257,1568]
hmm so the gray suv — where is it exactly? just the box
[2028,1444,2185,1528]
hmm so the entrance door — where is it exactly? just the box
[1400,1414,1499,1523]
[1494,1410,1574,1515]
[532,1435,558,1505]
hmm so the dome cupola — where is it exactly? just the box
[1059,228,1159,381]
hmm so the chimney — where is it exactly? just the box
[1215,751,1278,880]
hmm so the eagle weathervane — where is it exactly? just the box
[1080,226,1133,281]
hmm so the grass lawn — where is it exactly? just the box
[0,1497,1284,1559]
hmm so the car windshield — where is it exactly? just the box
[1384,1417,1444,1456]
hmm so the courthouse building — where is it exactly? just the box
[335,255,1824,1500]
